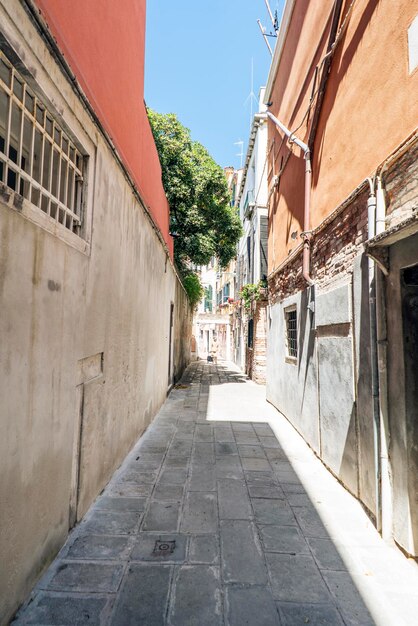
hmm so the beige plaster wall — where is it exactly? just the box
[0,3,191,623]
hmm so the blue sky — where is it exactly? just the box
[145,0,284,169]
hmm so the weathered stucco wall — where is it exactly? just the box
[0,3,190,623]
[267,257,375,513]
[173,278,193,383]
[386,233,418,556]
[268,0,418,270]
[267,290,320,453]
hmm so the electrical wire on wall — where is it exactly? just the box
[267,0,358,191]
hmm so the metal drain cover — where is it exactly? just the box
[152,540,176,557]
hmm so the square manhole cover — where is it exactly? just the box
[152,540,176,557]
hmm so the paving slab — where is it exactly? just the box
[12,592,113,625]
[241,457,271,472]
[226,586,281,626]
[278,602,345,625]
[95,496,147,512]
[158,468,188,485]
[237,444,266,458]
[322,571,376,626]
[307,537,348,571]
[218,478,252,520]
[83,511,141,535]
[252,498,296,526]
[215,441,238,456]
[107,482,153,497]
[189,463,216,491]
[220,520,268,584]
[195,424,214,441]
[259,524,310,554]
[111,564,171,625]
[142,498,180,530]
[181,492,218,533]
[66,535,132,560]
[153,483,184,501]
[193,442,215,464]
[266,553,332,603]
[189,535,219,564]
[169,565,222,626]
[247,482,285,499]
[46,562,124,593]
[215,456,244,479]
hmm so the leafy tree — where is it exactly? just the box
[182,272,204,309]
[148,109,242,275]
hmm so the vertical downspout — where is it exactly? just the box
[302,151,314,286]
[367,178,382,532]
[374,176,392,540]
[266,111,313,285]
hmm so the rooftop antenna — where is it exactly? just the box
[258,0,279,56]
[243,58,258,130]
[234,140,244,168]
[257,20,273,56]
[264,0,279,31]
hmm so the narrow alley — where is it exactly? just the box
[14,361,418,626]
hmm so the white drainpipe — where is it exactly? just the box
[367,176,391,540]
[266,111,314,286]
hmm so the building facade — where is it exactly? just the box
[233,92,268,382]
[194,168,241,363]
[0,1,191,622]
[265,0,418,556]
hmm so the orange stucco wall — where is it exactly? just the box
[35,0,173,257]
[268,0,418,271]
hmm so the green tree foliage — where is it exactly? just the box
[148,109,242,275]
[182,272,204,309]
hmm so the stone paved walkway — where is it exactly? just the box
[14,361,418,625]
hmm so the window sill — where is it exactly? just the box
[0,187,90,256]
[285,356,297,365]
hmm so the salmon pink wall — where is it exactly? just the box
[268,0,418,271]
[35,0,173,257]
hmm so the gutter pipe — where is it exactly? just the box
[367,177,381,532]
[267,111,314,286]
[367,176,391,539]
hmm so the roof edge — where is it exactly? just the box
[264,0,296,105]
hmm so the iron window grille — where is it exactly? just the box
[285,306,297,359]
[0,52,84,235]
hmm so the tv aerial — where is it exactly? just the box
[258,0,279,57]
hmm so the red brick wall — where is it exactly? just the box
[252,301,268,384]
[269,187,369,302]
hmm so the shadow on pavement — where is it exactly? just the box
[14,360,376,626]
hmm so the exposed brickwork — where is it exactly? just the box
[232,299,267,384]
[269,137,418,302]
[269,189,369,302]
[252,300,268,384]
[384,138,418,228]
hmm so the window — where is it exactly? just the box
[217,289,222,308]
[204,285,213,312]
[0,52,85,235]
[222,282,230,305]
[285,306,297,360]
[408,14,418,74]
[247,318,254,349]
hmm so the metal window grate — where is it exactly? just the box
[0,52,84,234]
[285,308,297,358]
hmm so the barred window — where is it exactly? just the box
[285,306,297,360]
[0,52,84,234]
